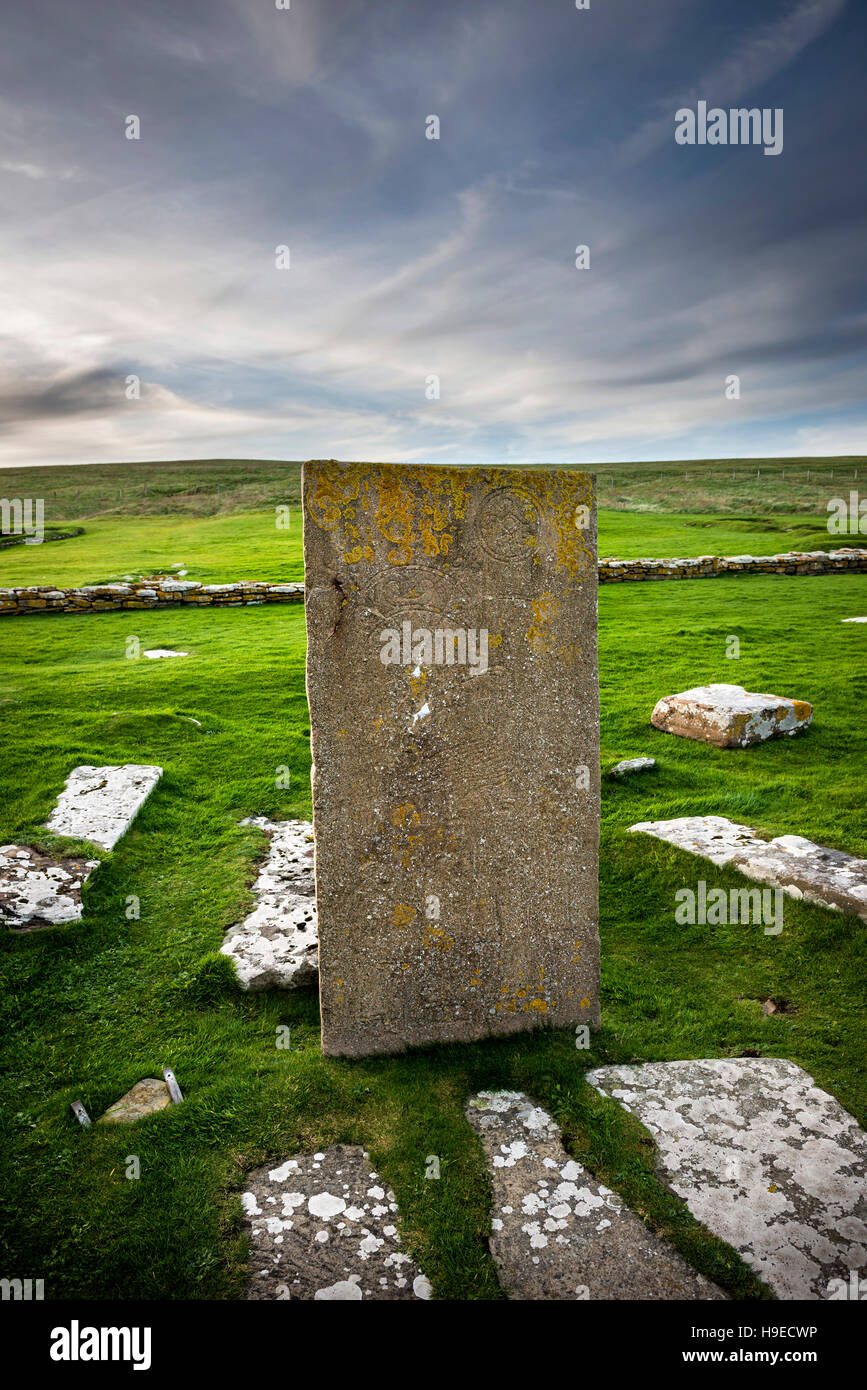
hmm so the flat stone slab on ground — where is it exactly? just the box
[97,1078,173,1124]
[242,1144,432,1300]
[609,757,656,777]
[587,1059,867,1300]
[466,1091,724,1300]
[629,814,867,921]
[0,844,99,930]
[651,683,812,748]
[304,461,600,1056]
[221,818,318,990]
[45,764,163,850]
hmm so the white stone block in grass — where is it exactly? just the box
[221,817,318,990]
[609,757,656,777]
[0,845,100,930]
[45,765,163,850]
[650,683,812,748]
[629,814,867,920]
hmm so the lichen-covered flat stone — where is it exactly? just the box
[609,757,656,776]
[629,815,867,920]
[45,764,163,850]
[242,1144,432,1300]
[587,1059,867,1300]
[221,818,318,990]
[0,844,99,930]
[466,1090,725,1300]
[650,684,812,747]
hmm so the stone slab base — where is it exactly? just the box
[630,815,867,920]
[466,1090,725,1300]
[588,1059,867,1300]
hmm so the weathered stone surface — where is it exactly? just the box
[629,815,867,920]
[587,1059,867,1300]
[0,844,99,930]
[303,462,599,1056]
[242,1144,432,1300]
[221,818,318,990]
[45,764,163,850]
[466,1091,724,1300]
[97,1078,173,1124]
[609,757,656,777]
[650,683,812,748]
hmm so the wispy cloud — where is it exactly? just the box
[619,0,847,164]
[0,0,863,467]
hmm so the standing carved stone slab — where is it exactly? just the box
[303,462,599,1056]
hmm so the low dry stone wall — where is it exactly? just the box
[1,549,865,617]
[598,547,867,582]
[0,578,304,616]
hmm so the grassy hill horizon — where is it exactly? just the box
[1,455,864,522]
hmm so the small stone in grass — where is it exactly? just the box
[609,757,656,777]
[97,1078,174,1124]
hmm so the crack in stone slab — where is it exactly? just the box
[242,1143,432,1300]
[629,814,867,921]
[466,1090,725,1300]
[45,764,163,850]
[587,1059,867,1300]
[221,818,318,990]
[0,844,100,930]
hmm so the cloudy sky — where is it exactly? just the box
[1,0,865,467]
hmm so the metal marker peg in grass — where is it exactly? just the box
[70,1101,91,1128]
[162,1067,183,1104]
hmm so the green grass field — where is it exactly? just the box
[0,507,851,589]
[1,455,862,521]
[1,455,859,589]
[1,487,865,1298]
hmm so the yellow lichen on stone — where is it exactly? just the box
[526,592,559,657]
[305,463,591,577]
[343,543,375,565]
[306,463,474,568]
[423,923,455,950]
[487,467,594,582]
[407,666,427,699]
